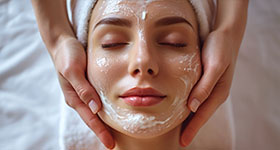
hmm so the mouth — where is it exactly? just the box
[119,87,166,107]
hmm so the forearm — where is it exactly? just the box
[215,0,249,41]
[31,0,74,55]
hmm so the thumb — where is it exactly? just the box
[187,64,225,112]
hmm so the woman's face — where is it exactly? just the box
[87,0,201,138]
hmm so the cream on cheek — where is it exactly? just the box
[165,49,201,125]
[96,57,109,73]
[170,49,201,91]
[91,54,125,92]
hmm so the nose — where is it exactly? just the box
[128,41,159,78]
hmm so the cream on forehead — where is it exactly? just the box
[95,0,195,53]
[98,0,190,20]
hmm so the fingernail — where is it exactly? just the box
[180,138,187,147]
[104,132,115,149]
[89,100,99,114]
[190,98,200,112]
[108,137,115,149]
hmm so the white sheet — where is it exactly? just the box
[0,0,61,149]
[0,0,279,149]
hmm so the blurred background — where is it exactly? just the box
[0,0,279,149]
[231,0,280,149]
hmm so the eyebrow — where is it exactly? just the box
[155,16,193,29]
[94,17,132,29]
[93,16,193,30]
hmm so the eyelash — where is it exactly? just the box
[101,42,187,48]
[158,42,187,48]
[101,43,129,48]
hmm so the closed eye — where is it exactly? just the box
[101,43,129,48]
[158,42,187,48]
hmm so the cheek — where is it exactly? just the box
[167,51,202,97]
[87,56,108,92]
[179,51,202,87]
[87,53,127,93]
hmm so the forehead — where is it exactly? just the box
[91,0,198,31]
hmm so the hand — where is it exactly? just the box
[53,36,115,149]
[180,0,249,145]
[180,29,242,147]
[30,0,115,148]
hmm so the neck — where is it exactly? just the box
[109,125,185,150]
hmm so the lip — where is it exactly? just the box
[119,87,166,107]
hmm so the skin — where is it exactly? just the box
[87,0,201,149]
[31,0,248,149]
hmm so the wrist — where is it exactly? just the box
[214,23,246,43]
[50,33,76,59]
[214,0,248,41]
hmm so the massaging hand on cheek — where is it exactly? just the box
[31,0,114,148]
[181,0,248,146]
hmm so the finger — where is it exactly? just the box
[181,65,233,147]
[63,69,102,114]
[181,80,230,147]
[187,63,226,112]
[76,103,115,149]
[58,74,115,149]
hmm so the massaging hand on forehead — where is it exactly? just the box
[32,0,248,148]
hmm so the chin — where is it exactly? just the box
[98,106,191,139]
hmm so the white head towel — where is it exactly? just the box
[67,0,216,47]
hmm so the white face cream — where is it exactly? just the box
[96,57,108,67]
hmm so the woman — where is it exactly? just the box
[88,0,200,149]
[61,0,232,150]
